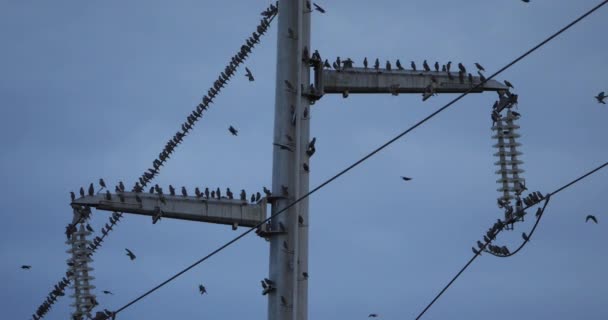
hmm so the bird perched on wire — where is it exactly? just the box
[595,91,606,104]
[228,126,238,136]
[401,176,412,181]
[198,284,207,295]
[245,67,255,81]
[522,232,530,241]
[125,248,136,261]
[313,2,325,13]
[586,215,598,224]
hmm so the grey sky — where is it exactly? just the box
[1,1,607,319]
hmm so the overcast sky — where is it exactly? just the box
[1,1,607,319]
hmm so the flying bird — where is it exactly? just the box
[595,91,606,104]
[245,67,255,81]
[313,3,325,13]
[521,0,530,3]
[125,248,136,260]
[199,284,207,295]
[102,290,113,295]
[586,215,598,224]
[21,265,32,270]
[229,126,238,136]
[401,176,412,181]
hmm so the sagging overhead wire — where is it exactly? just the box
[415,161,608,320]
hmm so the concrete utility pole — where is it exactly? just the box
[269,1,310,320]
[68,2,518,320]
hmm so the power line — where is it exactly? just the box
[103,0,608,315]
[415,161,608,319]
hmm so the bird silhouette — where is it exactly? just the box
[410,61,416,71]
[303,163,309,172]
[313,3,325,13]
[595,91,606,104]
[363,57,368,69]
[474,63,485,71]
[88,183,94,196]
[386,60,391,70]
[522,232,530,241]
[245,67,255,81]
[374,58,380,70]
[181,186,188,197]
[586,215,598,224]
[477,71,486,83]
[99,179,106,190]
[125,248,136,260]
[458,63,466,73]
[21,265,32,270]
[256,192,261,202]
[229,126,238,136]
[70,192,75,202]
[86,224,94,232]
[423,60,430,72]
[102,290,113,295]
[504,80,514,89]
[396,59,404,70]
[369,314,379,318]
[434,61,439,72]
[284,80,295,91]
[401,176,412,181]
[195,187,202,198]
[216,187,221,199]
[205,187,210,199]
[199,284,207,295]
[263,186,272,197]
[169,185,175,196]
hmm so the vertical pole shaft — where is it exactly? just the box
[269,1,304,320]
[296,5,311,320]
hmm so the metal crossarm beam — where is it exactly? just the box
[316,67,508,95]
[71,193,267,227]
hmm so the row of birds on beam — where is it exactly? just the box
[71,179,278,204]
